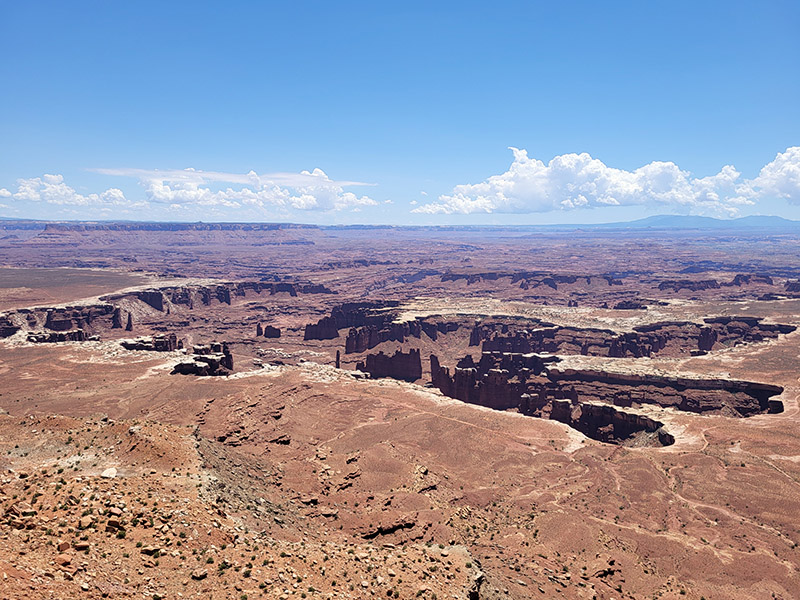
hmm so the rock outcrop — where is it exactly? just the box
[431,351,784,420]
[430,352,682,446]
[613,299,647,310]
[357,349,422,382]
[120,334,180,352]
[262,325,281,338]
[103,281,335,313]
[256,323,281,338]
[0,316,21,338]
[27,329,88,343]
[303,301,399,341]
[172,342,233,376]
[548,399,674,446]
[657,275,773,293]
[471,316,794,359]
[344,318,460,354]
[304,316,340,340]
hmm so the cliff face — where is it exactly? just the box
[472,316,794,359]
[548,400,675,447]
[430,350,785,446]
[344,319,460,354]
[304,316,339,340]
[0,316,20,338]
[0,304,118,339]
[545,366,784,416]
[303,301,399,341]
[440,272,622,289]
[27,329,88,343]
[432,351,783,418]
[357,349,422,382]
[120,334,180,352]
[108,281,335,313]
[172,342,233,376]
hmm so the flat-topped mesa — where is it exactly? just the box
[0,304,118,339]
[784,280,800,293]
[344,317,459,354]
[103,280,335,313]
[440,271,623,289]
[471,316,795,359]
[172,342,233,376]
[304,316,339,340]
[255,322,281,338]
[261,325,281,338]
[120,333,181,352]
[44,305,117,332]
[357,349,422,382]
[614,299,648,310]
[303,301,401,341]
[27,329,88,343]
[431,351,785,419]
[658,273,774,293]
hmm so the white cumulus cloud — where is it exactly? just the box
[92,167,377,212]
[413,147,800,216]
[6,174,131,208]
[742,146,800,202]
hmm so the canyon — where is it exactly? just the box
[0,221,799,600]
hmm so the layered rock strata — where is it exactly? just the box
[120,334,181,352]
[357,349,422,382]
[472,316,794,359]
[172,342,233,376]
[26,329,88,343]
[429,351,784,445]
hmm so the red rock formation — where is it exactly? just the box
[27,329,88,343]
[784,280,800,292]
[133,290,166,311]
[172,342,233,376]
[103,281,335,313]
[547,399,674,446]
[471,317,794,359]
[613,299,647,310]
[357,349,422,382]
[430,353,675,446]
[121,334,179,352]
[304,316,339,340]
[344,318,459,354]
[658,279,720,292]
[262,325,281,338]
[0,316,20,338]
[304,301,400,341]
[430,351,784,421]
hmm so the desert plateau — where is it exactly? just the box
[0,221,798,600]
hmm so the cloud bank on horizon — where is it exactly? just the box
[414,146,800,217]
[0,168,377,215]
[1,147,799,219]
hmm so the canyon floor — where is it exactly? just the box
[1,221,799,600]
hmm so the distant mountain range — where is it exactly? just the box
[0,214,798,230]
[585,214,799,229]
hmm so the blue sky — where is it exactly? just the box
[1,1,798,224]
